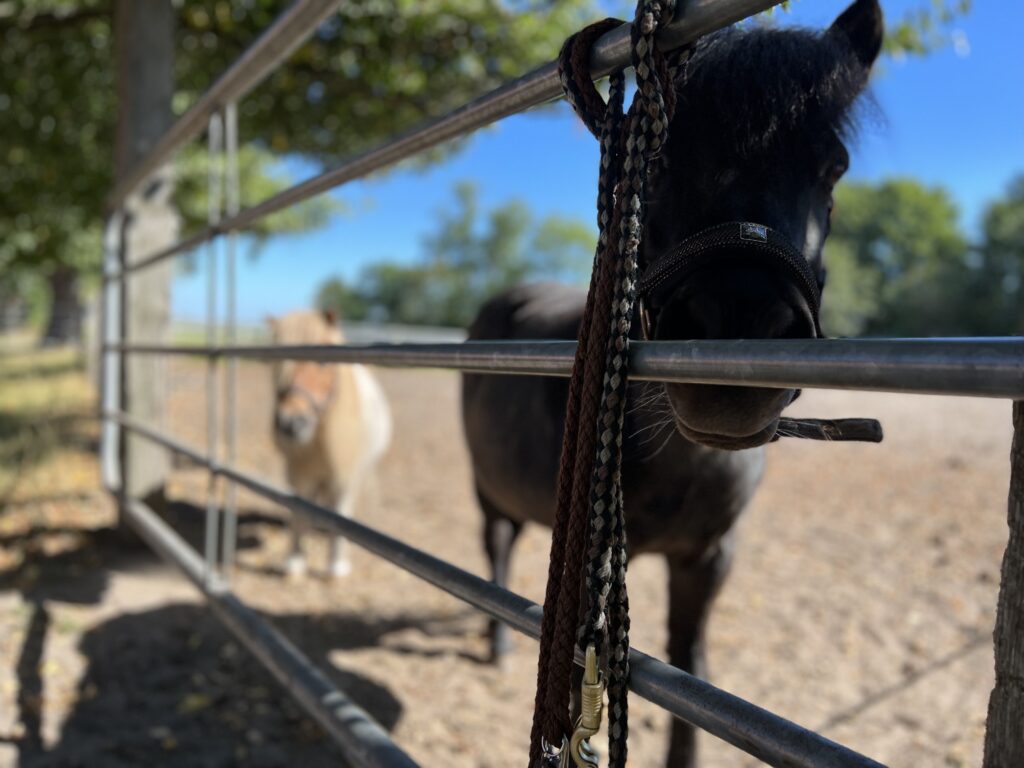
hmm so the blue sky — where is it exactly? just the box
[173,0,1024,325]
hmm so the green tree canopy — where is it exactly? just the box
[0,0,980,341]
[825,178,970,335]
[967,174,1024,335]
[0,0,598,339]
[316,181,594,326]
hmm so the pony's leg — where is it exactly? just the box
[327,476,362,579]
[478,488,523,666]
[286,513,309,579]
[665,537,735,768]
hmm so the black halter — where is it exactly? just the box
[636,221,825,340]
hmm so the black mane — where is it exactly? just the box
[674,24,870,159]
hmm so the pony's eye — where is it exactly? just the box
[825,160,847,189]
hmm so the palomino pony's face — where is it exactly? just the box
[268,310,342,448]
[638,0,883,450]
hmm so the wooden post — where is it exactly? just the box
[984,400,1024,767]
[113,0,178,512]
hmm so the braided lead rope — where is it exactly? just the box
[578,5,677,766]
[528,25,627,764]
[545,33,630,750]
[529,4,681,767]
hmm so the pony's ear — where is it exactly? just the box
[829,0,883,71]
[321,308,338,327]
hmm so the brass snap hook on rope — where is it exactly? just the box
[560,645,605,768]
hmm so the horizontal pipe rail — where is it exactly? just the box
[109,0,341,208]
[121,498,419,768]
[107,338,1024,398]
[115,0,780,275]
[109,410,884,768]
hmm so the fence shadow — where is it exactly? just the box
[0,526,126,766]
[27,604,415,768]
[0,505,482,767]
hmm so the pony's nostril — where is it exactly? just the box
[275,412,303,438]
[761,301,808,340]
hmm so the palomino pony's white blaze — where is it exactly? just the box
[268,310,392,578]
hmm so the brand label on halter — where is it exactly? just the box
[740,222,768,242]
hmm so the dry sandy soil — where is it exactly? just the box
[0,354,1013,767]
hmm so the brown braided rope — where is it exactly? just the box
[529,3,683,766]
[527,20,626,761]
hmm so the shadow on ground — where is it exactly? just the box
[0,503,478,768]
[24,605,417,768]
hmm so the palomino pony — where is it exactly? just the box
[461,1,883,764]
[268,310,391,578]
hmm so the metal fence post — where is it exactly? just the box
[100,212,125,495]
[204,111,224,584]
[983,400,1024,767]
[221,100,240,578]
[114,0,178,514]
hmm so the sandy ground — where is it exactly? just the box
[0,356,1012,767]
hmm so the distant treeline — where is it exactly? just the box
[318,175,1024,337]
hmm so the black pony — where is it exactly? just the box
[461,1,883,765]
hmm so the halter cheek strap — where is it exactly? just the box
[637,221,825,339]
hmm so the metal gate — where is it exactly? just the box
[98,1,1024,766]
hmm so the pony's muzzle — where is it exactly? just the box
[649,258,816,450]
[652,258,817,343]
[274,408,316,445]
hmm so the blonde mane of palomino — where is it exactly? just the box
[268,309,391,577]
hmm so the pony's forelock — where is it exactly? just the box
[672,25,871,159]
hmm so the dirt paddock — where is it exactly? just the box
[0,355,1012,767]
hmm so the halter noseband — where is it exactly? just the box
[636,221,825,340]
[277,367,338,418]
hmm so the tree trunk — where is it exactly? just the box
[983,400,1024,768]
[113,0,177,517]
[41,265,83,345]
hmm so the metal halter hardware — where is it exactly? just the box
[636,221,825,341]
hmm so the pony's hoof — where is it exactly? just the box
[285,555,308,580]
[328,559,352,579]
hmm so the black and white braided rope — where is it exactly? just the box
[575,1,678,765]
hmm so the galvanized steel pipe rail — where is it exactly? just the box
[113,0,781,275]
[121,498,419,768]
[109,410,884,768]
[107,338,1024,399]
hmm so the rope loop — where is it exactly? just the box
[557,18,623,139]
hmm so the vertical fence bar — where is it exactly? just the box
[100,212,125,493]
[204,112,224,584]
[983,400,1024,767]
[221,101,240,578]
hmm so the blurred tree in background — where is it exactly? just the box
[822,175,1024,337]
[320,176,1024,336]
[317,181,593,326]
[825,178,968,335]
[2,0,1009,342]
[970,175,1024,335]
[0,0,598,342]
